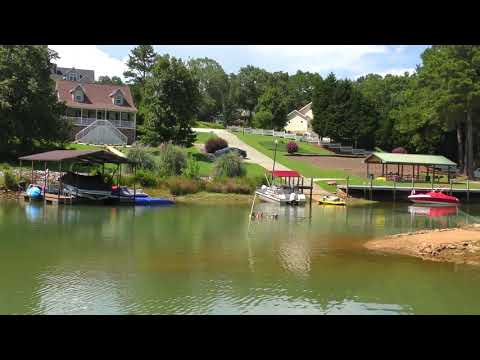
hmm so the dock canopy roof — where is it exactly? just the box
[364,152,457,167]
[270,170,301,177]
[19,150,133,164]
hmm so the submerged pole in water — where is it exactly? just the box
[249,192,257,219]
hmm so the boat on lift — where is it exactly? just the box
[407,188,460,206]
[255,170,306,206]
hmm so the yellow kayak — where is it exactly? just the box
[318,195,346,206]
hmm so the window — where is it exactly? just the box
[69,72,77,81]
[114,95,123,105]
[74,89,84,103]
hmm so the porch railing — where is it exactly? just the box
[64,116,135,129]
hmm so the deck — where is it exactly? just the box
[337,184,480,202]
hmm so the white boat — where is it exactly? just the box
[255,184,306,205]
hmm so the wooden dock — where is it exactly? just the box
[337,184,480,202]
[44,193,75,205]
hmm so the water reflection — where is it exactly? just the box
[3,199,480,314]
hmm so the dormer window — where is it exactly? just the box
[69,72,77,81]
[74,89,84,103]
[114,95,123,105]
[70,85,85,103]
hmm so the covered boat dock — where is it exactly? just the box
[364,152,458,183]
[18,149,137,204]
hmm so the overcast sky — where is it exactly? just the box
[48,45,429,80]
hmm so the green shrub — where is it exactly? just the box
[3,170,18,190]
[120,174,136,187]
[127,145,156,170]
[135,169,158,187]
[183,154,200,179]
[157,143,187,177]
[213,152,246,178]
[205,177,254,194]
[167,177,203,195]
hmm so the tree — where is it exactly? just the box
[253,85,289,130]
[236,66,271,125]
[311,73,336,140]
[288,71,321,110]
[0,45,68,157]
[402,46,480,178]
[140,55,200,147]
[355,72,412,150]
[311,74,378,148]
[123,45,157,87]
[187,57,228,122]
[96,75,124,85]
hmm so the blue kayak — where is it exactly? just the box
[134,197,175,206]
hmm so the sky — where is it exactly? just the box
[48,45,429,80]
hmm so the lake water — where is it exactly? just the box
[2,199,480,315]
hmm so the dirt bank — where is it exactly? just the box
[365,225,480,266]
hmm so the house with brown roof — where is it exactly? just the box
[56,79,137,145]
[284,102,313,135]
[51,65,95,83]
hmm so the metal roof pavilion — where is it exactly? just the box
[364,152,457,166]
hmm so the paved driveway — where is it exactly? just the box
[193,128,290,171]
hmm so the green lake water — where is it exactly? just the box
[2,199,480,314]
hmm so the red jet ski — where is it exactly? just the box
[408,189,460,206]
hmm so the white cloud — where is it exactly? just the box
[353,67,415,79]
[377,67,415,77]
[246,45,389,74]
[48,45,128,80]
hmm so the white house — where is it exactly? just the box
[284,102,313,135]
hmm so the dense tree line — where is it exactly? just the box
[2,45,479,178]
[0,45,69,158]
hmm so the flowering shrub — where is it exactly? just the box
[287,141,298,154]
[392,147,408,154]
[205,136,228,153]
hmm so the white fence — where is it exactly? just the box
[226,126,331,144]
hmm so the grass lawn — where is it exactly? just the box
[65,143,102,150]
[194,121,225,129]
[194,131,218,144]
[236,133,360,180]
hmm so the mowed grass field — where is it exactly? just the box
[235,133,361,180]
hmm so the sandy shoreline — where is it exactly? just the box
[365,225,480,266]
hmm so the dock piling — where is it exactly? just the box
[393,177,396,202]
[467,179,470,202]
[346,176,349,198]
